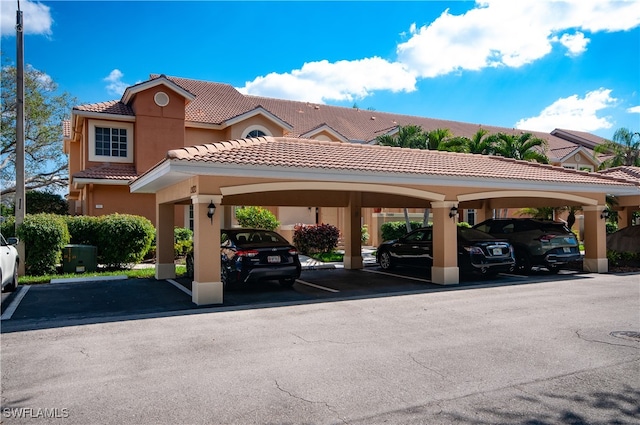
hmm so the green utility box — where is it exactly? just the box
[62,244,98,273]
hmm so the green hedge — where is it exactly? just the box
[17,213,70,276]
[235,206,280,230]
[96,214,155,268]
[380,221,423,241]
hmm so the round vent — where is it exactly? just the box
[574,153,581,162]
[154,91,170,107]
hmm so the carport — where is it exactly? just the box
[130,136,640,305]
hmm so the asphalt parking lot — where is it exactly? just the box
[1,264,585,333]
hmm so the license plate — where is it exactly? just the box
[563,247,572,253]
[492,248,502,255]
[268,255,281,263]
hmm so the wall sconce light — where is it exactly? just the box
[207,201,216,223]
[600,209,610,220]
[449,206,458,218]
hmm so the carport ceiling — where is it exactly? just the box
[130,136,640,206]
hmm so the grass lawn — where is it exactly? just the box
[19,265,188,285]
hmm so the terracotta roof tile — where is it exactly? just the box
[73,164,138,180]
[166,137,633,188]
[74,100,133,116]
[598,166,640,184]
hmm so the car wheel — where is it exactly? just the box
[515,250,532,274]
[379,250,394,270]
[279,277,296,288]
[547,265,560,274]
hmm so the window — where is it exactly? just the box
[88,120,133,163]
[246,129,266,138]
[95,127,127,157]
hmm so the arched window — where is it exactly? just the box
[246,129,266,138]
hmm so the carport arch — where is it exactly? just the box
[457,190,598,206]
[221,181,446,202]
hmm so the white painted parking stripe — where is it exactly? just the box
[361,268,432,283]
[167,279,192,296]
[296,279,340,293]
[1,285,30,321]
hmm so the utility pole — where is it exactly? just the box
[15,0,26,276]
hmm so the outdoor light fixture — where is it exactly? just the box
[207,201,216,223]
[601,209,610,220]
[449,206,458,218]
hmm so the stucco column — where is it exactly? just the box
[474,201,492,224]
[192,195,223,305]
[430,201,459,285]
[616,208,632,230]
[582,205,608,273]
[343,192,363,269]
[155,202,176,280]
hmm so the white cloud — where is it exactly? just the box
[103,69,129,96]
[241,0,639,102]
[627,106,640,114]
[555,32,590,56]
[238,58,416,103]
[0,0,52,36]
[397,0,639,78]
[515,88,618,132]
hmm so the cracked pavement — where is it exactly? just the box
[1,273,638,424]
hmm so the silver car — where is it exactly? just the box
[1,233,19,292]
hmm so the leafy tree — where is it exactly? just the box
[594,127,640,169]
[489,132,549,163]
[1,57,76,198]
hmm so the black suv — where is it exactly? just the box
[473,218,581,273]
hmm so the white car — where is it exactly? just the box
[1,233,19,292]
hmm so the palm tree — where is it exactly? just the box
[425,128,465,152]
[594,127,640,170]
[449,128,494,155]
[489,132,549,163]
[376,125,426,149]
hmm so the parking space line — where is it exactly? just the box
[1,285,31,321]
[296,279,340,293]
[167,279,192,296]
[361,268,432,283]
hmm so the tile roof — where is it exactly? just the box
[73,164,138,180]
[598,166,640,184]
[74,100,134,116]
[166,136,634,188]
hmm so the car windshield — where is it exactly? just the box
[232,230,288,245]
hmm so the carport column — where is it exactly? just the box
[192,195,224,305]
[343,192,363,269]
[155,202,176,280]
[474,201,492,224]
[582,205,608,273]
[430,201,459,285]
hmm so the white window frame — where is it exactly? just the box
[88,119,134,163]
[242,124,271,138]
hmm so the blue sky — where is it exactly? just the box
[1,0,639,139]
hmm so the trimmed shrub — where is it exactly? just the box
[293,223,340,255]
[380,221,422,242]
[96,214,155,268]
[65,215,101,245]
[16,213,70,276]
[235,206,280,231]
[174,227,193,257]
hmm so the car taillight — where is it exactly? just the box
[288,249,299,256]
[463,246,484,255]
[236,249,259,258]
[538,234,557,242]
